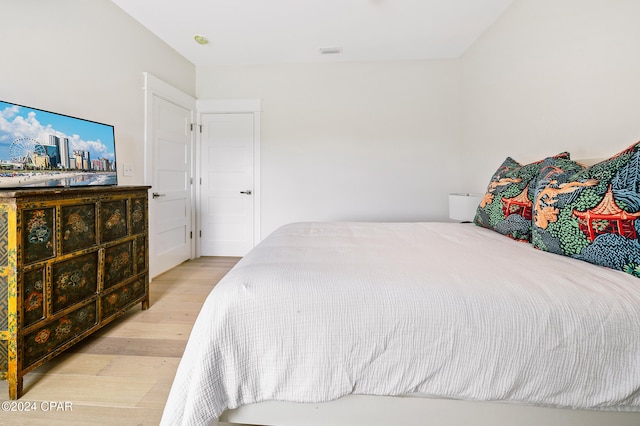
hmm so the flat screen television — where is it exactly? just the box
[0,99,117,189]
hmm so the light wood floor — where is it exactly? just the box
[0,256,241,426]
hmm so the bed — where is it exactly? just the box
[160,221,640,426]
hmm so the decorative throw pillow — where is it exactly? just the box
[531,141,640,277]
[474,153,570,241]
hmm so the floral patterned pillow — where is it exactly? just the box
[531,141,640,277]
[474,153,571,241]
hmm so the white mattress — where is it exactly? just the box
[161,222,640,426]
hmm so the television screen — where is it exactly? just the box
[0,99,117,189]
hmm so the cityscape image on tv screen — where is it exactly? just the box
[0,99,117,188]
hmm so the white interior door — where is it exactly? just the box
[144,73,195,278]
[200,113,255,256]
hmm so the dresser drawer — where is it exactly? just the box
[104,241,134,290]
[22,267,46,328]
[60,203,97,254]
[101,277,147,321]
[23,301,98,368]
[21,207,55,265]
[51,251,99,314]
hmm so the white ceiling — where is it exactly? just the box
[110,0,514,66]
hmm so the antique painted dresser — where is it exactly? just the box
[0,185,150,399]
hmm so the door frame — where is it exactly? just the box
[196,99,262,258]
[143,72,197,278]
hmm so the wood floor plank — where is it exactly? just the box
[5,374,157,409]
[124,310,202,325]
[0,256,241,426]
[71,337,186,358]
[96,317,196,340]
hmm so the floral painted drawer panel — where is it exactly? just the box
[0,185,149,399]
[61,204,97,254]
[135,236,146,274]
[23,301,97,368]
[22,208,55,265]
[101,277,146,321]
[22,268,46,327]
[131,197,147,235]
[51,252,99,314]
[100,199,128,243]
[104,241,133,290]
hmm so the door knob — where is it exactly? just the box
[152,192,166,198]
[240,190,252,195]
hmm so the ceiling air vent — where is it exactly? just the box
[319,46,342,55]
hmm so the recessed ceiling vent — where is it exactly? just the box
[319,46,342,55]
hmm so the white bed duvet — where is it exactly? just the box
[161,222,640,426]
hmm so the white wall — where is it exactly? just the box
[0,0,195,185]
[9,0,633,242]
[198,60,462,236]
[461,0,640,193]
[197,0,640,238]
